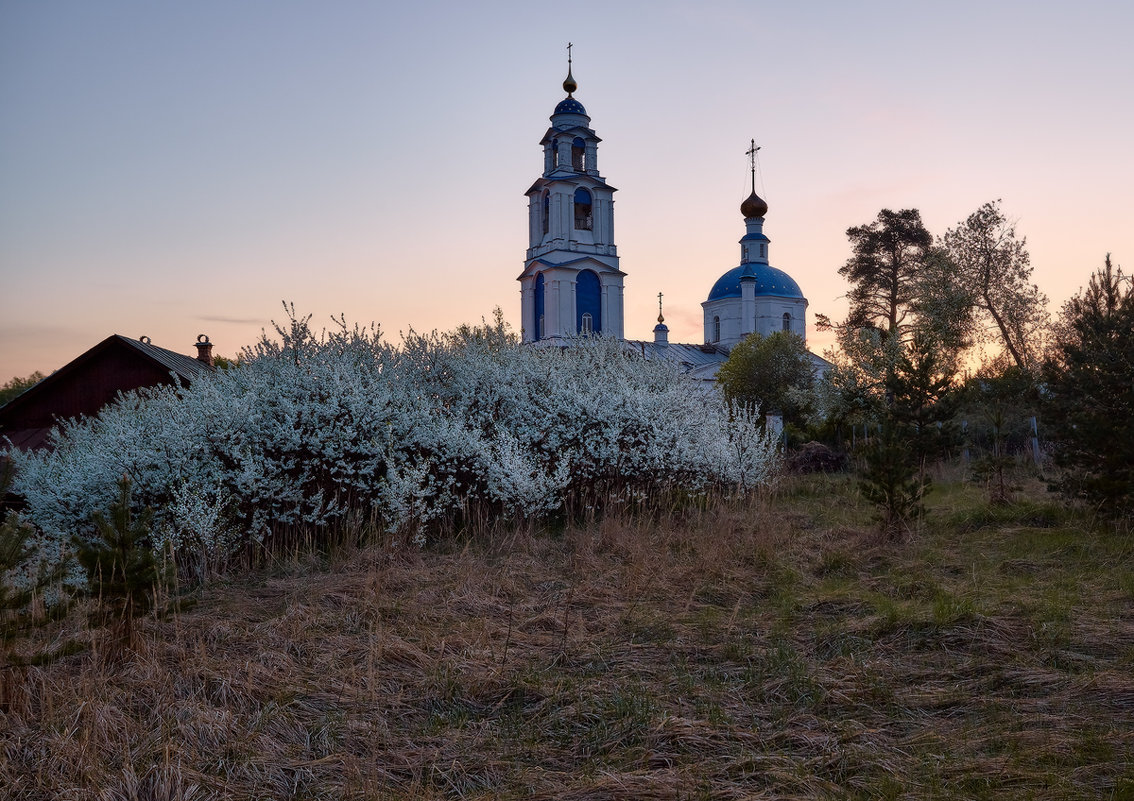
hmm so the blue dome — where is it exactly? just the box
[707,264,804,301]
[553,97,587,116]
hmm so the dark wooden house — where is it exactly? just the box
[0,334,215,451]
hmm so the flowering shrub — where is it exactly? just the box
[9,308,779,563]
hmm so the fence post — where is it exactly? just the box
[1031,416,1041,467]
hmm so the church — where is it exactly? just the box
[516,57,825,380]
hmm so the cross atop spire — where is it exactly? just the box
[657,291,665,324]
[746,139,761,193]
[563,42,577,95]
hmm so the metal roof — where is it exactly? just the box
[117,335,213,381]
[629,340,730,369]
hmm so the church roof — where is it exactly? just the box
[627,340,729,371]
[554,96,587,116]
[707,264,804,301]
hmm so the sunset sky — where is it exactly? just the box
[2,0,1131,380]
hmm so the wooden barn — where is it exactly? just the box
[0,334,215,451]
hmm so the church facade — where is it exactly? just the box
[518,60,820,377]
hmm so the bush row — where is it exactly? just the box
[9,311,779,562]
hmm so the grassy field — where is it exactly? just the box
[2,471,1133,800]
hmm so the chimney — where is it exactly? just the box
[194,334,214,367]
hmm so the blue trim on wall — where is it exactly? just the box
[535,273,545,340]
[576,269,602,335]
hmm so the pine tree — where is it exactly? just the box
[858,333,957,538]
[962,364,1038,504]
[75,474,166,652]
[839,208,933,340]
[887,333,958,470]
[1,461,72,709]
[1043,256,1134,519]
[859,422,928,539]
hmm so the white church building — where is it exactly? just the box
[517,59,826,379]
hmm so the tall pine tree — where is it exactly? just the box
[1043,256,1134,519]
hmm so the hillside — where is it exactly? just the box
[2,475,1133,800]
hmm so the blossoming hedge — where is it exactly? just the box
[8,310,778,560]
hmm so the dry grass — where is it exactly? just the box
[2,474,1133,800]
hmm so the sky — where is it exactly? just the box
[2,0,1132,379]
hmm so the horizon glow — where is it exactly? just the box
[2,1,1131,378]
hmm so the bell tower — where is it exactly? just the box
[519,47,624,342]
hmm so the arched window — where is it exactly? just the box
[782,312,792,332]
[761,243,767,258]
[574,187,592,230]
[713,316,721,343]
[576,270,601,335]
[541,192,549,236]
[551,138,559,169]
[534,273,545,341]
[572,137,586,171]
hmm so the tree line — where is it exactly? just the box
[720,201,1133,533]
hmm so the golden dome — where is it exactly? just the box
[741,190,768,218]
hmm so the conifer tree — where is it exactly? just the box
[859,422,928,539]
[887,333,958,469]
[961,364,1038,504]
[75,474,165,652]
[1043,256,1134,519]
[858,333,957,537]
[838,208,933,340]
[1,461,71,709]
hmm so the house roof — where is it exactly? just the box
[117,335,213,382]
[0,334,213,450]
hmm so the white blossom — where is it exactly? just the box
[8,308,779,559]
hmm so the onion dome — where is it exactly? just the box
[740,190,769,219]
[554,60,587,116]
[707,264,803,301]
[563,66,577,95]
